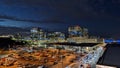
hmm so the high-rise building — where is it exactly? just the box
[68,25,88,38]
[82,28,88,37]
[47,32,65,42]
[30,27,46,40]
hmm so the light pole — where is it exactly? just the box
[60,55,63,68]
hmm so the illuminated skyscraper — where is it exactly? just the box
[30,27,46,40]
[82,27,88,37]
[68,25,82,37]
[47,32,65,41]
[68,25,88,38]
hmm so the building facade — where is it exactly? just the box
[47,32,65,42]
[30,27,46,40]
[68,25,88,38]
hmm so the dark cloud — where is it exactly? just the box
[0,15,37,22]
[0,0,120,38]
[1,0,120,21]
[0,19,5,22]
[3,0,120,20]
[0,26,29,35]
[0,14,66,23]
[0,15,16,20]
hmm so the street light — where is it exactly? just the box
[60,55,63,68]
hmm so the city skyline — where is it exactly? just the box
[0,0,120,38]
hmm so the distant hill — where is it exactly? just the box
[0,26,29,35]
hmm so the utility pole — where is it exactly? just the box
[61,55,63,68]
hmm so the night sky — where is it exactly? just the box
[0,0,120,38]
